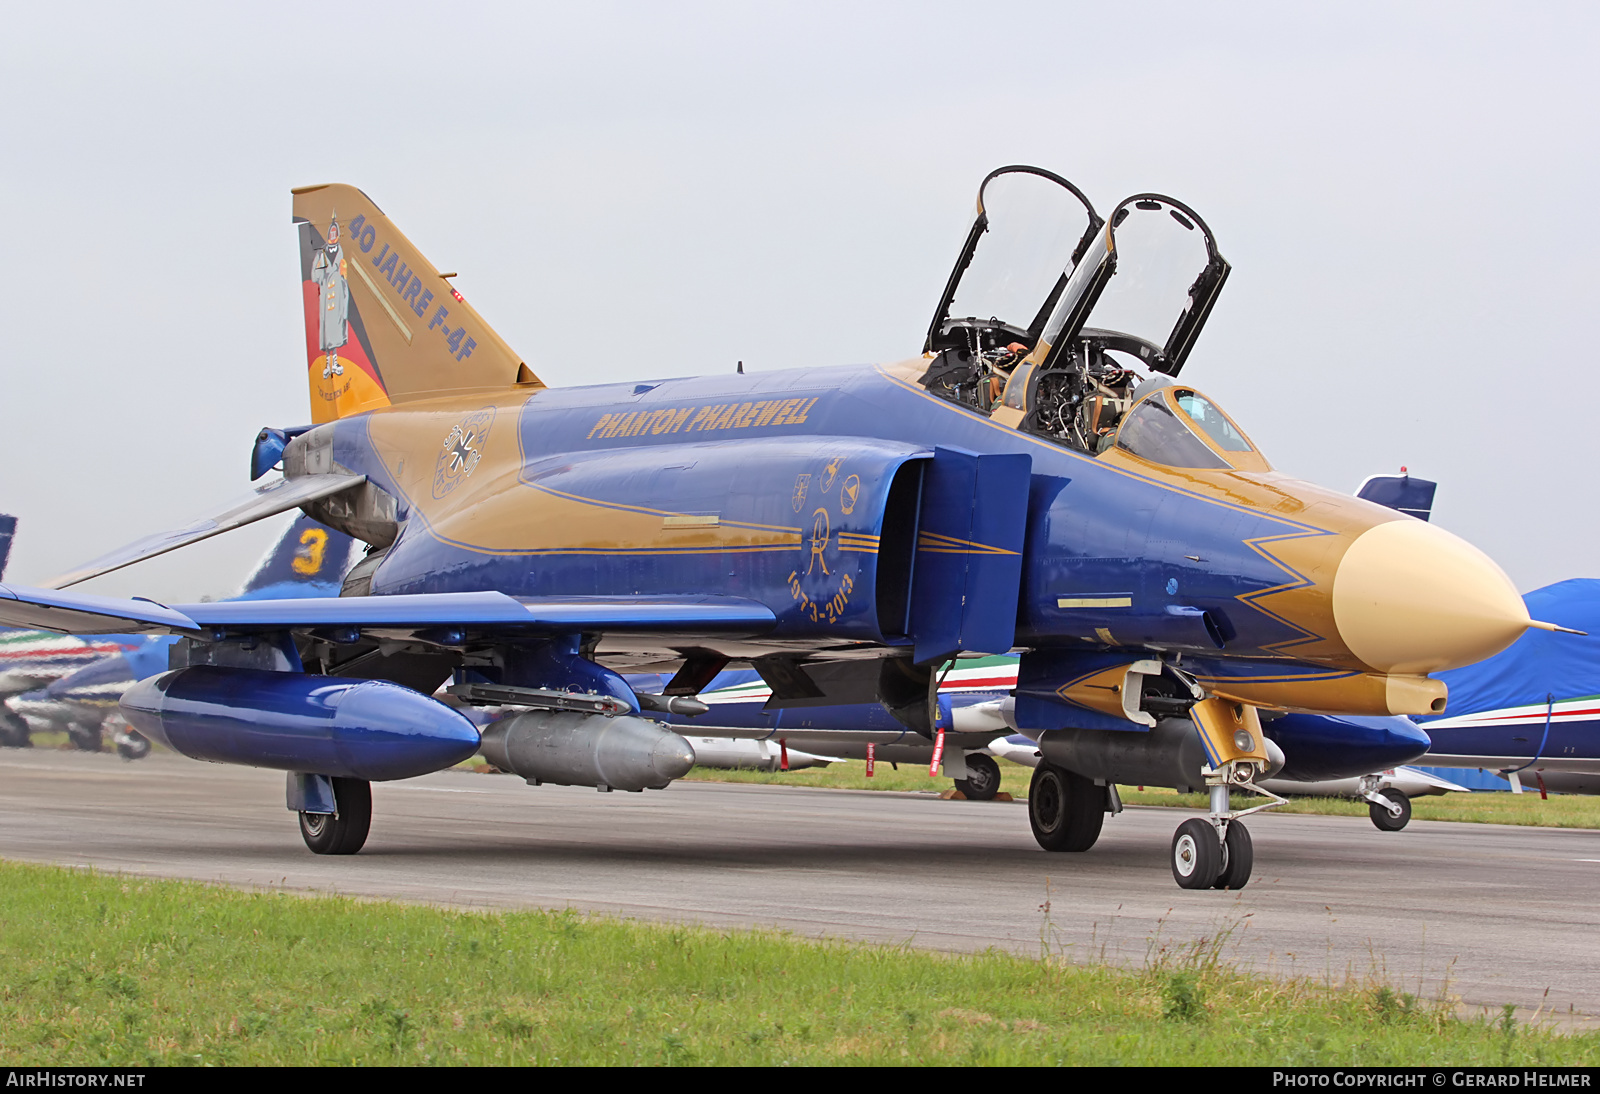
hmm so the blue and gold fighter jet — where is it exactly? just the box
[0,167,1564,889]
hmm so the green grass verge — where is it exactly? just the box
[0,861,1595,1065]
[679,765,1600,828]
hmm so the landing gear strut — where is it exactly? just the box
[1170,762,1283,891]
[1028,763,1107,851]
[299,777,372,855]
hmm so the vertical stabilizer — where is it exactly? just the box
[235,515,362,600]
[0,514,14,581]
[292,184,541,424]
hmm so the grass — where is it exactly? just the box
[0,860,1595,1066]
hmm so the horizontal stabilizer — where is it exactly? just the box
[0,585,774,639]
[0,584,200,635]
[44,475,366,590]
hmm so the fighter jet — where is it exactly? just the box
[0,167,1561,890]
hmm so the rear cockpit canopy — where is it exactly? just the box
[921,167,1234,460]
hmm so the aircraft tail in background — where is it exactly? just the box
[292,183,540,424]
[1356,471,1436,521]
[235,515,363,600]
[0,514,15,581]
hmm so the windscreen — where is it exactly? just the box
[944,169,1098,336]
[1114,395,1228,469]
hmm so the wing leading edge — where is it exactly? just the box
[0,585,776,639]
[43,474,367,590]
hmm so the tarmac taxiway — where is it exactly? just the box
[2,748,1598,1021]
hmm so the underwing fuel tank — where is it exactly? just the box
[480,711,696,792]
[120,667,481,781]
[1038,719,1287,794]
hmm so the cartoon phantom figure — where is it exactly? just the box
[311,215,349,379]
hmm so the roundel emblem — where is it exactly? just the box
[433,406,496,499]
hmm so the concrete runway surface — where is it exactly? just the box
[3,748,1599,1020]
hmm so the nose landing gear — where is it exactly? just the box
[1170,762,1283,890]
[1358,776,1412,831]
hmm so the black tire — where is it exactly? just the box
[1369,787,1411,831]
[0,710,31,749]
[66,723,103,753]
[955,754,1002,801]
[1213,820,1253,890]
[1028,764,1105,852]
[1172,817,1222,889]
[114,731,151,761]
[299,778,372,855]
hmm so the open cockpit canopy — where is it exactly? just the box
[921,167,1235,460]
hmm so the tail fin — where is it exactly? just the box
[1356,472,1437,522]
[292,183,542,424]
[0,514,14,581]
[234,515,362,600]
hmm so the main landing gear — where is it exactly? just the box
[1027,763,1114,851]
[1169,764,1284,890]
[299,777,372,855]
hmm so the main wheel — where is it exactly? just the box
[1369,788,1411,831]
[299,777,372,855]
[1213,820,1254,890]
[66,723,103,753]
[1172,818,1222,889]
[0,709,30,749]
[955,754,1002,801]
[1028,764,1105,851]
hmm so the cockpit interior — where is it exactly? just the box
[918,166,1257,470]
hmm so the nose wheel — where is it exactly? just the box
[955,753,1003,801]
[1170,761,1283,890]
[1367,786,1412,831]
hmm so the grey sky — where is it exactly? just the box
[1,2,1594,600]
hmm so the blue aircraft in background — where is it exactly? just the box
[4,516,359,757]
[1353,472,1600,797]
[1,514,147,750]
[1413,580,1600,796]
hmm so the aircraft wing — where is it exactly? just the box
[0,584,202,635]
[43,474,367,590]
[0,585,776,639]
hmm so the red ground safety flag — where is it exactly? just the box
[929,727,945,777]
[865,742,875,777]
[780,738,789,771]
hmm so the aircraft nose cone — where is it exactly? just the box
[1332,520,1528,674]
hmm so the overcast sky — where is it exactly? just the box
[1,1,1595,600]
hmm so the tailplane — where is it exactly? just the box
[292,183,542,423]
